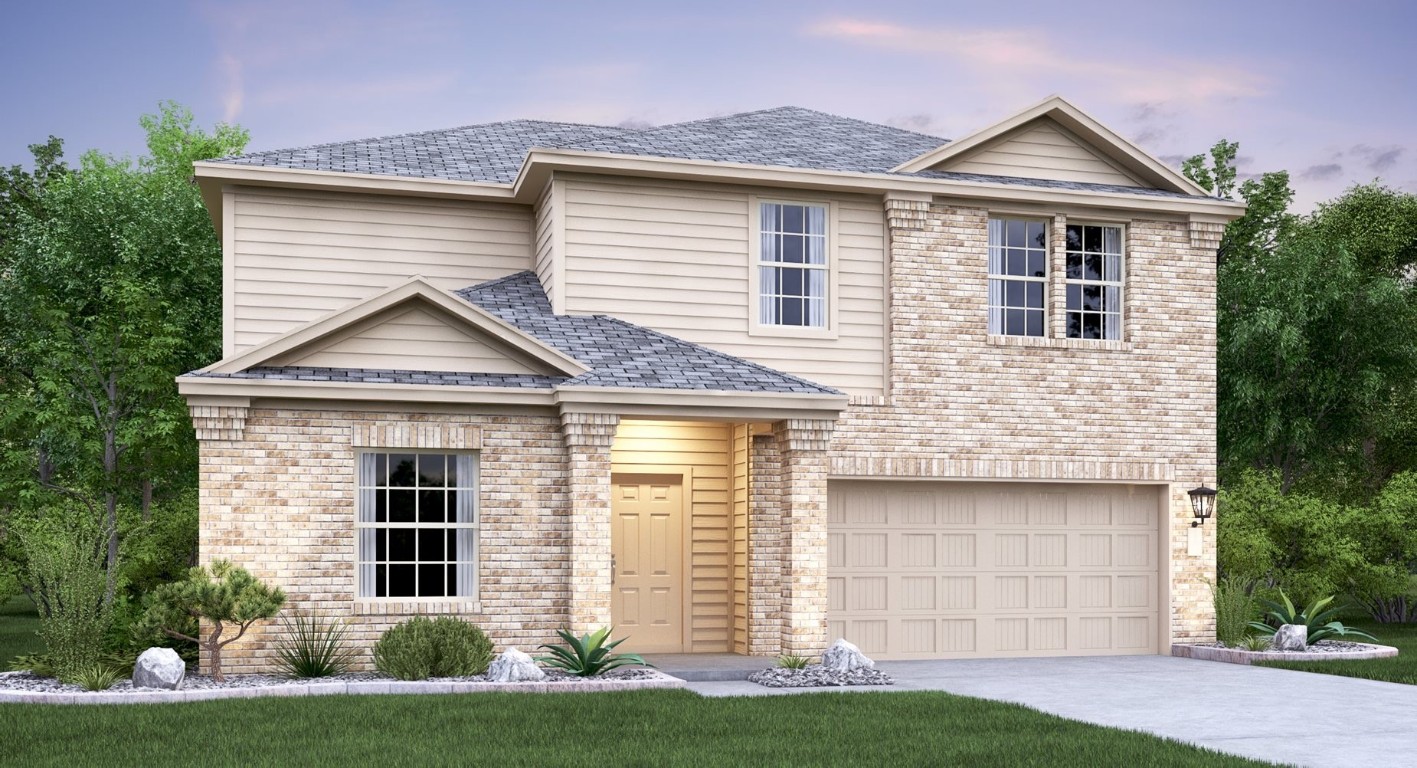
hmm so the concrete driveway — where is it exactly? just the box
[686,655,1417,768]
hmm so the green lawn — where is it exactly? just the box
[1257,618,1417,685]
[0,595,41,665]
[0,689,1269,767]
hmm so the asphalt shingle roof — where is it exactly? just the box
[193,272,840,397]
[214,106,1209,199]
[456,272,840,395]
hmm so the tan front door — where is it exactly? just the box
[611,474,685,653]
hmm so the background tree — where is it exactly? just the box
[0,103,247,599]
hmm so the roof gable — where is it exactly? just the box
[203,277,588,377]
[893,96,1208,196]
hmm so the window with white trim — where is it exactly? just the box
[1065,224,1124,340]
[356,451,478,599]
[987,218,1049,337]
[758,202,828,327]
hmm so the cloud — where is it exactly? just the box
[1349,144,1404,173]
[1301,163,1344,181]
[886,113,948,137]
[806,18,1269,105]
[218,53,243,122]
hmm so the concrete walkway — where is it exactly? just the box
[685,655,1417,768]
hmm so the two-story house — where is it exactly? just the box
[178,96,1245,673]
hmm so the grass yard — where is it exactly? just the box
[0,689,1269,767]
[0,595,41,665]
[1257,619,1417,685]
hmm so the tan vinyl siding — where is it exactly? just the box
[267,305,546,374]
[611,420,734,653]
[730,423,750,654]
[941,120,1144,187]
[560,175,886,396]
[229,186,534,353]
[533,180,562,311]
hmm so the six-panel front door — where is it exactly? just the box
[610,474,685,653]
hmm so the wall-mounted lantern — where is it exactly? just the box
[1188,486,1217,528]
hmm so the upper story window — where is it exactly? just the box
[357,451,478,600]
[987,218,1048,337]
[1065,224,1124,340]
[758,202,828,328]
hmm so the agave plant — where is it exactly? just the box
[1248,591,1378,644]
[776,654,811,670]
[536,627,651,677]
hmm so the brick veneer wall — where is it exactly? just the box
[196,407,570,674]
[825,200,1221,642]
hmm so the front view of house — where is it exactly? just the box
[178,97,1244,673]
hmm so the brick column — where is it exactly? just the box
[746,433,783,656]
[560,411,619,634]
[774,418,835,657]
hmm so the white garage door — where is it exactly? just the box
[827,481,1164,659]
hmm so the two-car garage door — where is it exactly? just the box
[827,481,1165,659]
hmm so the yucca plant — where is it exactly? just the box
[1248,591,1378,643]
[74,664,121,691]
[776,654,811,670]
[536,627,651,677]
[274,612,357,679]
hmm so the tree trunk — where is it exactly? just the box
[101,372,120,607]
[207,621,225,682]
[36,447,54,485]
[141,477,153,523]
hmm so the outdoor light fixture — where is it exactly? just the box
[1188,486,1217,527]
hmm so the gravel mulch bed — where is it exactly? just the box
[748,665,894,688]
[1195,640,1379,654]
[0,666,660,694]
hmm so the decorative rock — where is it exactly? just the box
[1272,624,1308,652]
[820,638,874,673]
[132,648,186,690]
[486,648,546,683]
[748,664,894,688]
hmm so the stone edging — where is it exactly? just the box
[1172,643,1399,665]
[0,671,684,705]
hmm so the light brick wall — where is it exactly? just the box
[196,407,570,674]
[825,200,1220,642]
[774,419,836,656]
[746,434,783,656]
[560,412,618,634]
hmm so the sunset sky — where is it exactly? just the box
[5,0,1412,209]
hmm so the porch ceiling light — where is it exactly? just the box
[1187,486,1217,528]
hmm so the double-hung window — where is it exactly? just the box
[356,451,478,599]
[758,202,828,328]
[987,218,1048,337]
[1065,224,1124,340]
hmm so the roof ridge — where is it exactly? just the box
[217,119,629,163]
[606,105,949,142]
[591,314,840,394]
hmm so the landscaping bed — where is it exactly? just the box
[0,667,682,704]
[1255,620,1417,685]
[1173,640,1398,666]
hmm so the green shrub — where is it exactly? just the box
[1239,635,1271,652]
[1346,473,1417,623]
[536,627,649,677]
[776,654,810,670]
[74,664,120,691]
[1249,591,1378,643]
[274,613,356,679]
[8,653,53,676]
[18,512,114,682]
[136,560,284,682]
[1212,576,1262,646]
[372,616,493,680]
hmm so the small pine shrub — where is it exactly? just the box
[274,613,356,679]
[372,616,493,680]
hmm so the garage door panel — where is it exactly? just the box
[828,481,1163,659]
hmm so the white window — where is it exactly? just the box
[988,218,1048,337]
[758,202,828,328]
[356,451,478,599]
[1065,224,1124,340]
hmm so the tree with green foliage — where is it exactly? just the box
[0,104,247,598]
[137,560,285,682]
[1184,142,1417,493]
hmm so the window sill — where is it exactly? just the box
[986,335,1133,353]
[747,324,839,340]
[353,599,481,616]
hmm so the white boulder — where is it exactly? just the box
[1272,624,1308,652]
[132,647,186,689]
[486,648,546,682]
[820,638,874,673]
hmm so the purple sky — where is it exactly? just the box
[5,1,1413,210]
